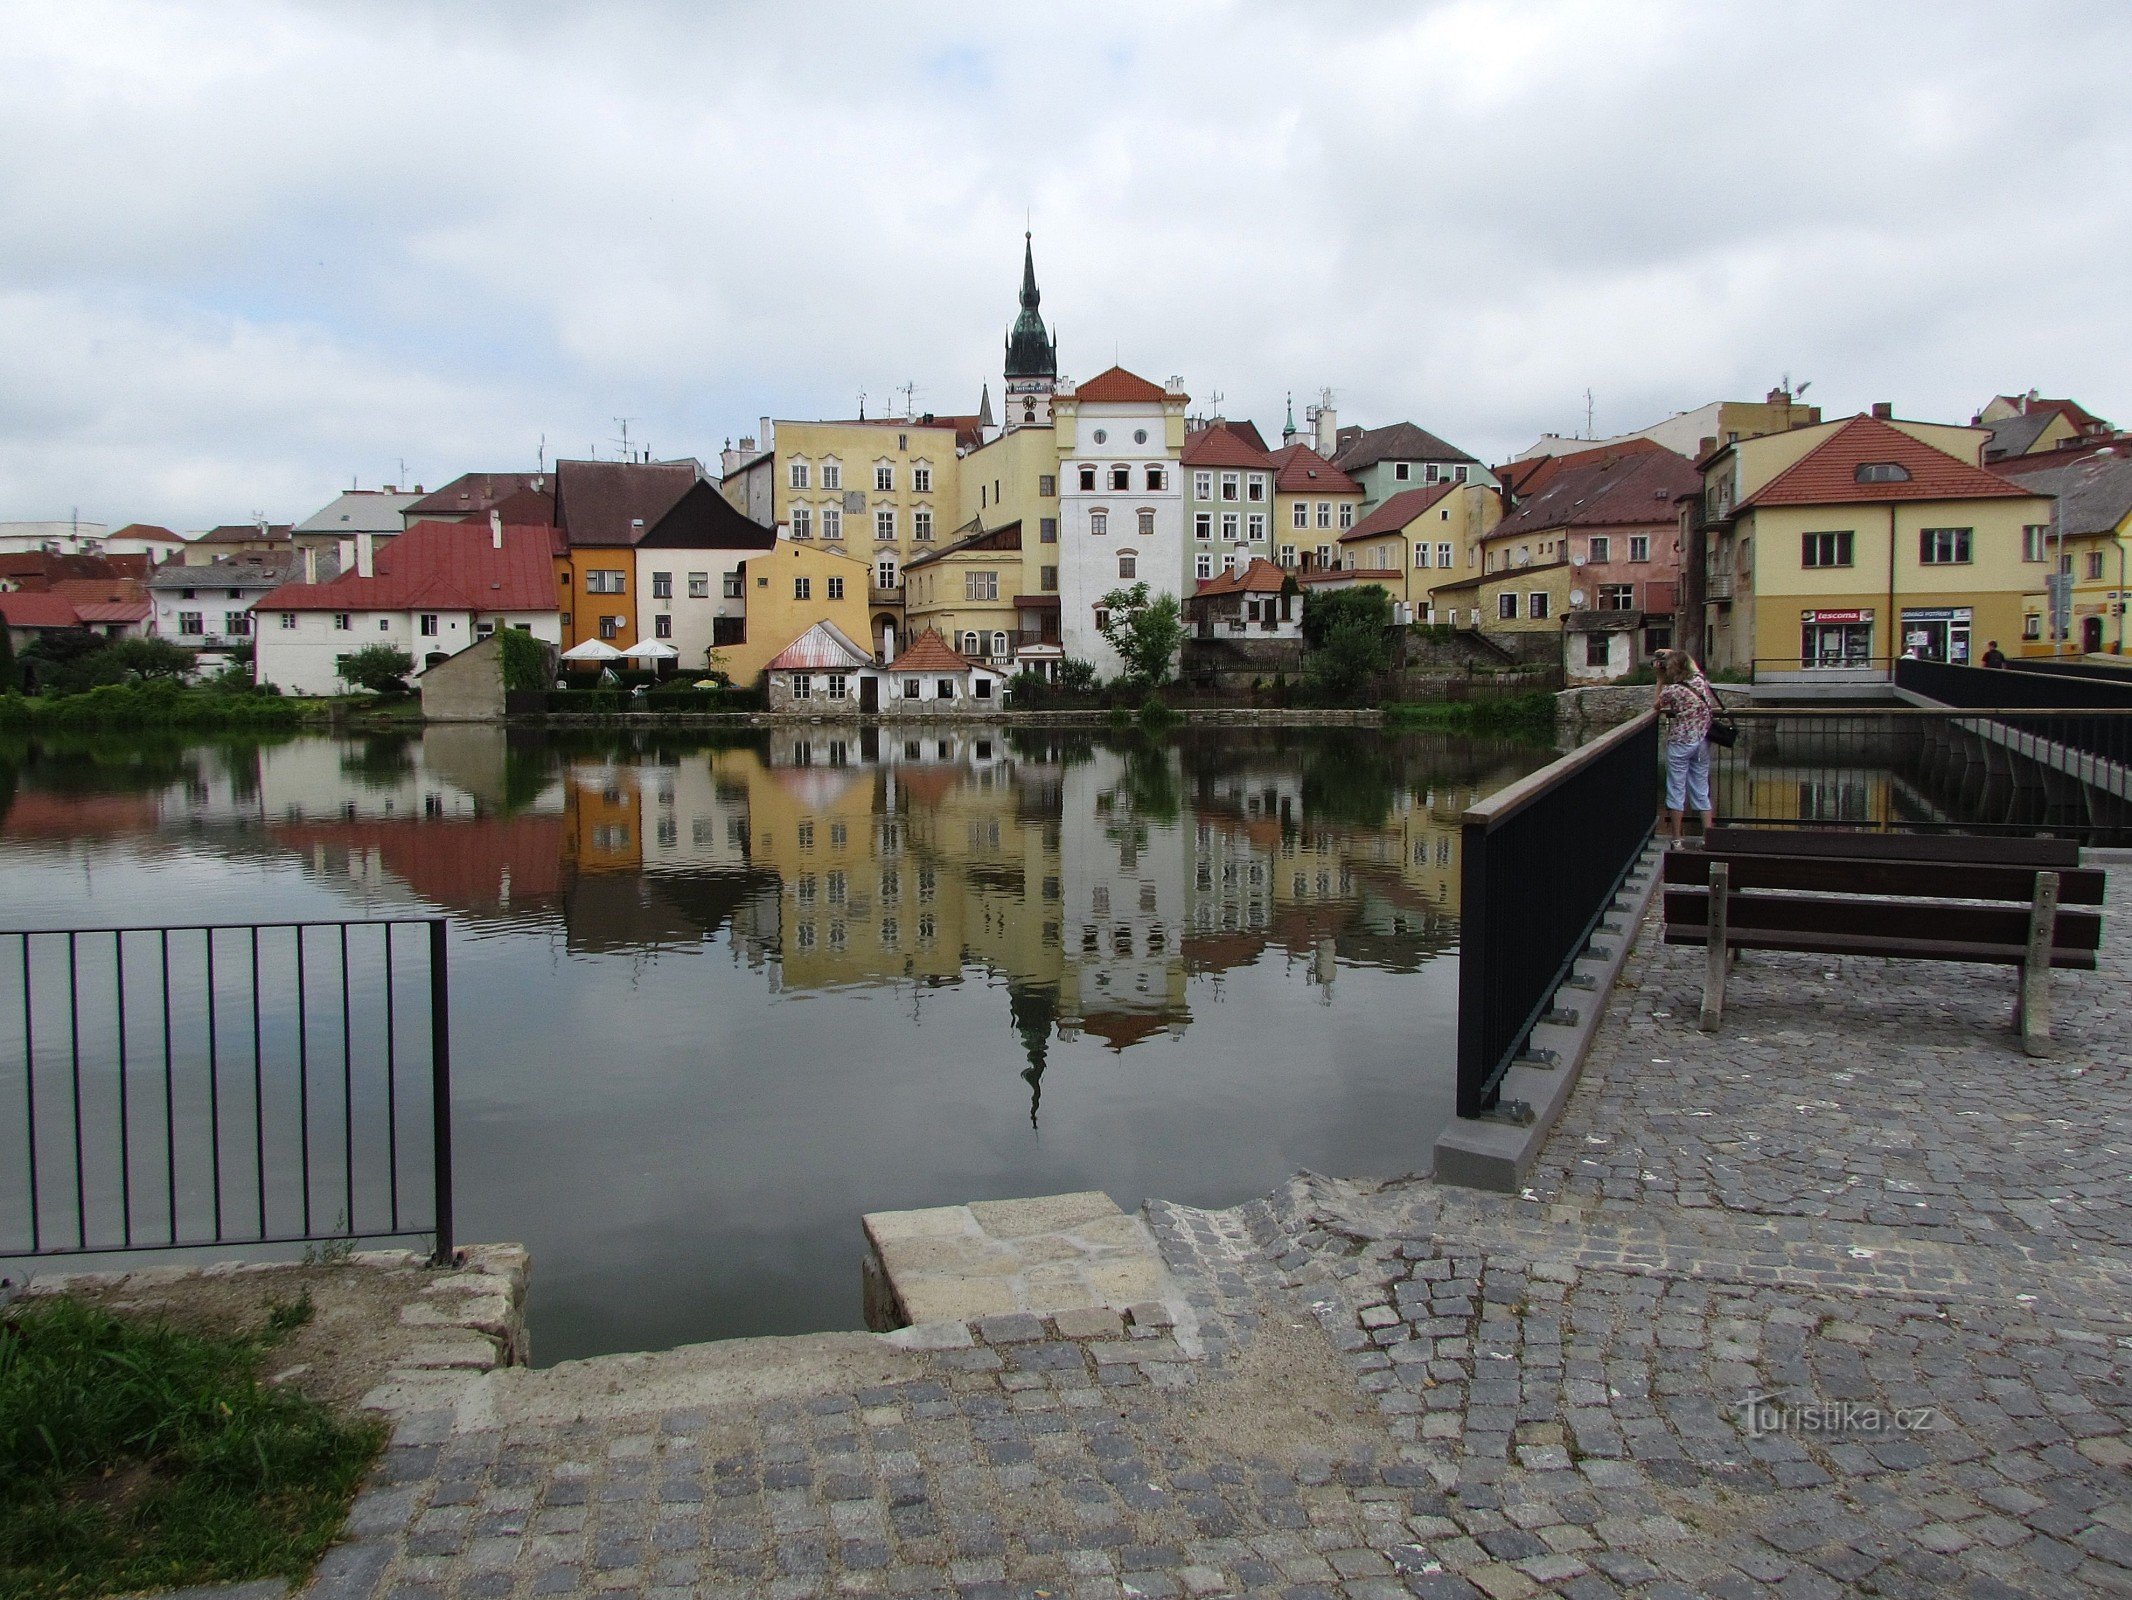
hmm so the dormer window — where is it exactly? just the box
[1855,462,1911,484]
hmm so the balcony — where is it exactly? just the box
[869,584,903,607]
[1705,569,1734,602]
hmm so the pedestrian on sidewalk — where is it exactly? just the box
[1656,649,1717,845]
[1982,639,2007,668]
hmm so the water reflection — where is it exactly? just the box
[0,723,1548,1358]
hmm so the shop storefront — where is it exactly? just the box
[1800,608,1874,667]
[1900,605,1972,664]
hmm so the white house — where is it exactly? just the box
[251,515,561,696]
[148,553,296,650]
[1053,366,1188,679]
[630,480,775,674]
[881,629,1007,711]
[763,620,881,712]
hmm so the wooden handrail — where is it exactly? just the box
[1463,709,1656,832]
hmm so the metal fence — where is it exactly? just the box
[3,918,453,1263]
[1455,711,1657,1119]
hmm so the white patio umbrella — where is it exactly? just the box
[620,640,680,662]
[559,639,624,662]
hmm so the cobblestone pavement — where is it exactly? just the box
[317,878,2132,1600]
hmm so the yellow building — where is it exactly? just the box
[901,519,1029,667]
[1696,412,2056,678]
[1975,394,2111,464]
[1334,483,1501,609]
[1454,557,1574,636]
[954,425,1064,663]
[725,541,878,688]
[1991,445,2132,657]
[1269,444,1366,569]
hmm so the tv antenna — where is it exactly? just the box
[1208,388,1224,418]
[857,390,867,421]
[613,417,638,461]
[1583,389,1595,439]
[899,380,919,419]
[537,433,546,473]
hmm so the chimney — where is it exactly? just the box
[355,531,375,578]
[1871,402,1893,420]
[302,545,318,584]
[1314,395,1338,458]
[1698,436,1719,460]
[490,509,504,550]
[759,417,773,452]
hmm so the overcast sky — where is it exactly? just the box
[4,0,2129,531]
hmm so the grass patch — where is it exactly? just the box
[0,1296,383,1600]
[1383,689,1558,741]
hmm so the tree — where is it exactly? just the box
[18,629,125,696]
[1301,585,1395,703]
[336,644,416,696]
[0,622,15,693]
[103,636,197,682]
[495,626,550,693]
[1094,583,1185,688]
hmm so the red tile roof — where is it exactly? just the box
[252,520,561,613]
[1340,484,1458,542]
[1071,366,1173,405]
[108,523,184,545]
[1739,414,2039,510]
[1486,447,1701,540]
[1193,557,1290,597]
[889,628,981,674]
[555,460,699,547]
[0,592,86,628]
[1182,422,1274,469]
[1497,437,1673,498]
[1267,443,1361,496]
[1982,396,2108,433]
[48,578,148,605]
[71,601,152,625]
[406,473,552,519]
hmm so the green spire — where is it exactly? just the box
[1005,232,1056,380]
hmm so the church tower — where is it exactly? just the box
[1003,232,1057,432]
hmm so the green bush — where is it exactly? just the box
[0,683,304,730]
[495,627,550,693]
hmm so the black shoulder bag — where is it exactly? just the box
[1698,680,1738,748]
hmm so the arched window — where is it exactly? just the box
[1117,550,1138,580]
[991,630,1009,660]
[1137,508,1155,536]
[1089,510,1108,536]
[960,630,981,658]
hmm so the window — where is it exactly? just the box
[279,611,297,629]
[1454,465,1469,483]
[789,461,809,489]
[825,673,847,700]
[1497,592,1518,620]
[1414,544,1430,568]
[1108,466,1129,491]
[1134,508,1153,536]
[1078,466,1096,491]
[876,559,897,590]
[975,676,993,700]
[1584,633,1611,667]
[792,673,812,699]
[902,678,921,698]
[1193,471,1212,501]
[827,576,844,600]
[722,572,742,599]
[654,614,673,639]
[821,461,841,490]
[875,464,893,492]
[794,577,812,600]
[1143,466,1163,492]
[652,571,673,598]
[1248,513,1266,540]
[1424,463,1440,484]
[1437,542,1454,567]
[1039,517,1057,544]
[419,614,439,636]
[1194,512,1212,540]
[820,507,842,540]
[1196,553,1212,580]
[965,571,998,601]
[686,571,709,598]
[1090,510,1108,536]
[1855,462,1911,484]
[1292,502,1308,530]
[791,506,813,539]
[1920,527,1972,564]
[178,611,204,635]
[1529,592,1550,620]
[1316,502,1332,529]
[1629,535,1650,563]
[2088,550,2106,580]
[2023,524,2049,562]
[1802,530,1853,568]
[1598,583,1635,609]
[913,509,933,541]
[916,464,935,492]
[585,569,626,593]
[1221,512,1238,541]
[334,612,350,630]
[1118,552,1137,580]
[1338,502,1354,530]
[2024,613,2042,640]
[936,679,956,700]
[1037,474,1055,496]
[1216,471,1240,503]
[1587,536,1610,564]
[599,615,622,639]
[873,508,895,541]
[991,630,1008,659]
[1394,462,1411,482]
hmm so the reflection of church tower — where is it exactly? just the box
[1009,979,1057,1127]
[1003,233,1057,432]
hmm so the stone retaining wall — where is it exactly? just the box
[1555,681,1748,746]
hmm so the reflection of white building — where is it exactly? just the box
[630,757,754,873]
[257,729,562,824]
[1057,748,1190,1042]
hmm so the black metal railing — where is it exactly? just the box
[1456,711,1657,1118]
[2002,655,2132,685]
[1707,707,2132,844]
[1894,658,2132,777]
[3,918,452,1264]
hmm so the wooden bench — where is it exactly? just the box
[1663,828,2106,1056]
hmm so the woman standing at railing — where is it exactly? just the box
[1655,649,1717,846]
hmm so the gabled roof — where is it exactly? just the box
[252,520,560,613]
[1181,422,1274,470]
[1340,484,1459,542]
[197,523,293,545]
[765,620,875,673]
[405,473,552,519]
[888,628,981,674]
[1486,448,1701,540]
[1981,410,2061,461]
[108,523,184,545]
[295,491,425,535]
[1498,436,1673,499]
[1738,415,2038,511]
[1990,446,2132,538]
[635,480,777,551]
[1193,557,1289,598]
[149,553,299,591]
[0,592,86,628]
[1330,421,1478,473]
[49,578,148,605]
[72,601,152,625]
[1070,366,1172,405]
[902,519,1021,571]
[1983,395,2107,432]
[554,460,701,547]
[1267,443,1361,496]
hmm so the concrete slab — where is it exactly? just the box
[861,1190,1182,1330]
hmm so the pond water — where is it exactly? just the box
[0,723,1550,1362]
